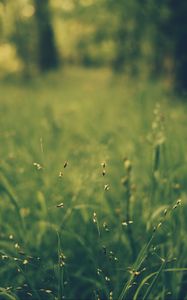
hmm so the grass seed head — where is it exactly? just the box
[2,255,9,260]
[157,222,162,229]
[104,184,110,191]
[33,162,43,170]
[102,169,106,176]
[101,161,106,168]
[105,276,110,281]
[59,171,63,177]
[63,161,68,168]
[122,221,128,226]
[59,252,66,267]
[56,202,64,208]
[103,222,109,231]
[124,158,132,172]
[45,289,52,294]
[15,243,20,249]
[97,268,102,275]
[23,259,28,265]
[93,212,97,223]
[109,291,113,300]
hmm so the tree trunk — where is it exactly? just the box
[33,0,59,72]
[170,0,187,93]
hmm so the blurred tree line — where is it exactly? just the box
[0,0,187,93]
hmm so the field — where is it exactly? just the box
[0,67,187,300]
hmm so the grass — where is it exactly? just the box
[0,67,187,299]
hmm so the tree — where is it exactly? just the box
[106,0,145,75]
[169,0,187,93]
[33,0,59,72]
[149,0,187,93]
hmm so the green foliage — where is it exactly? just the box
[1,0,187,92]
[0,68,187,299]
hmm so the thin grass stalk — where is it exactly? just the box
[0,290,17,300]
[133,268,187,300]
[118,233,155,300]
[0,173,26,239]
[16,265,41,300]
[122,159,136,261]
[57,231,64,300]
[142,259,166,300]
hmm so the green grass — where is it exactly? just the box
[0,67,187,299]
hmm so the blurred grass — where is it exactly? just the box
[0,67,187,299]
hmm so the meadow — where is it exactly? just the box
[0,67,187,300]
